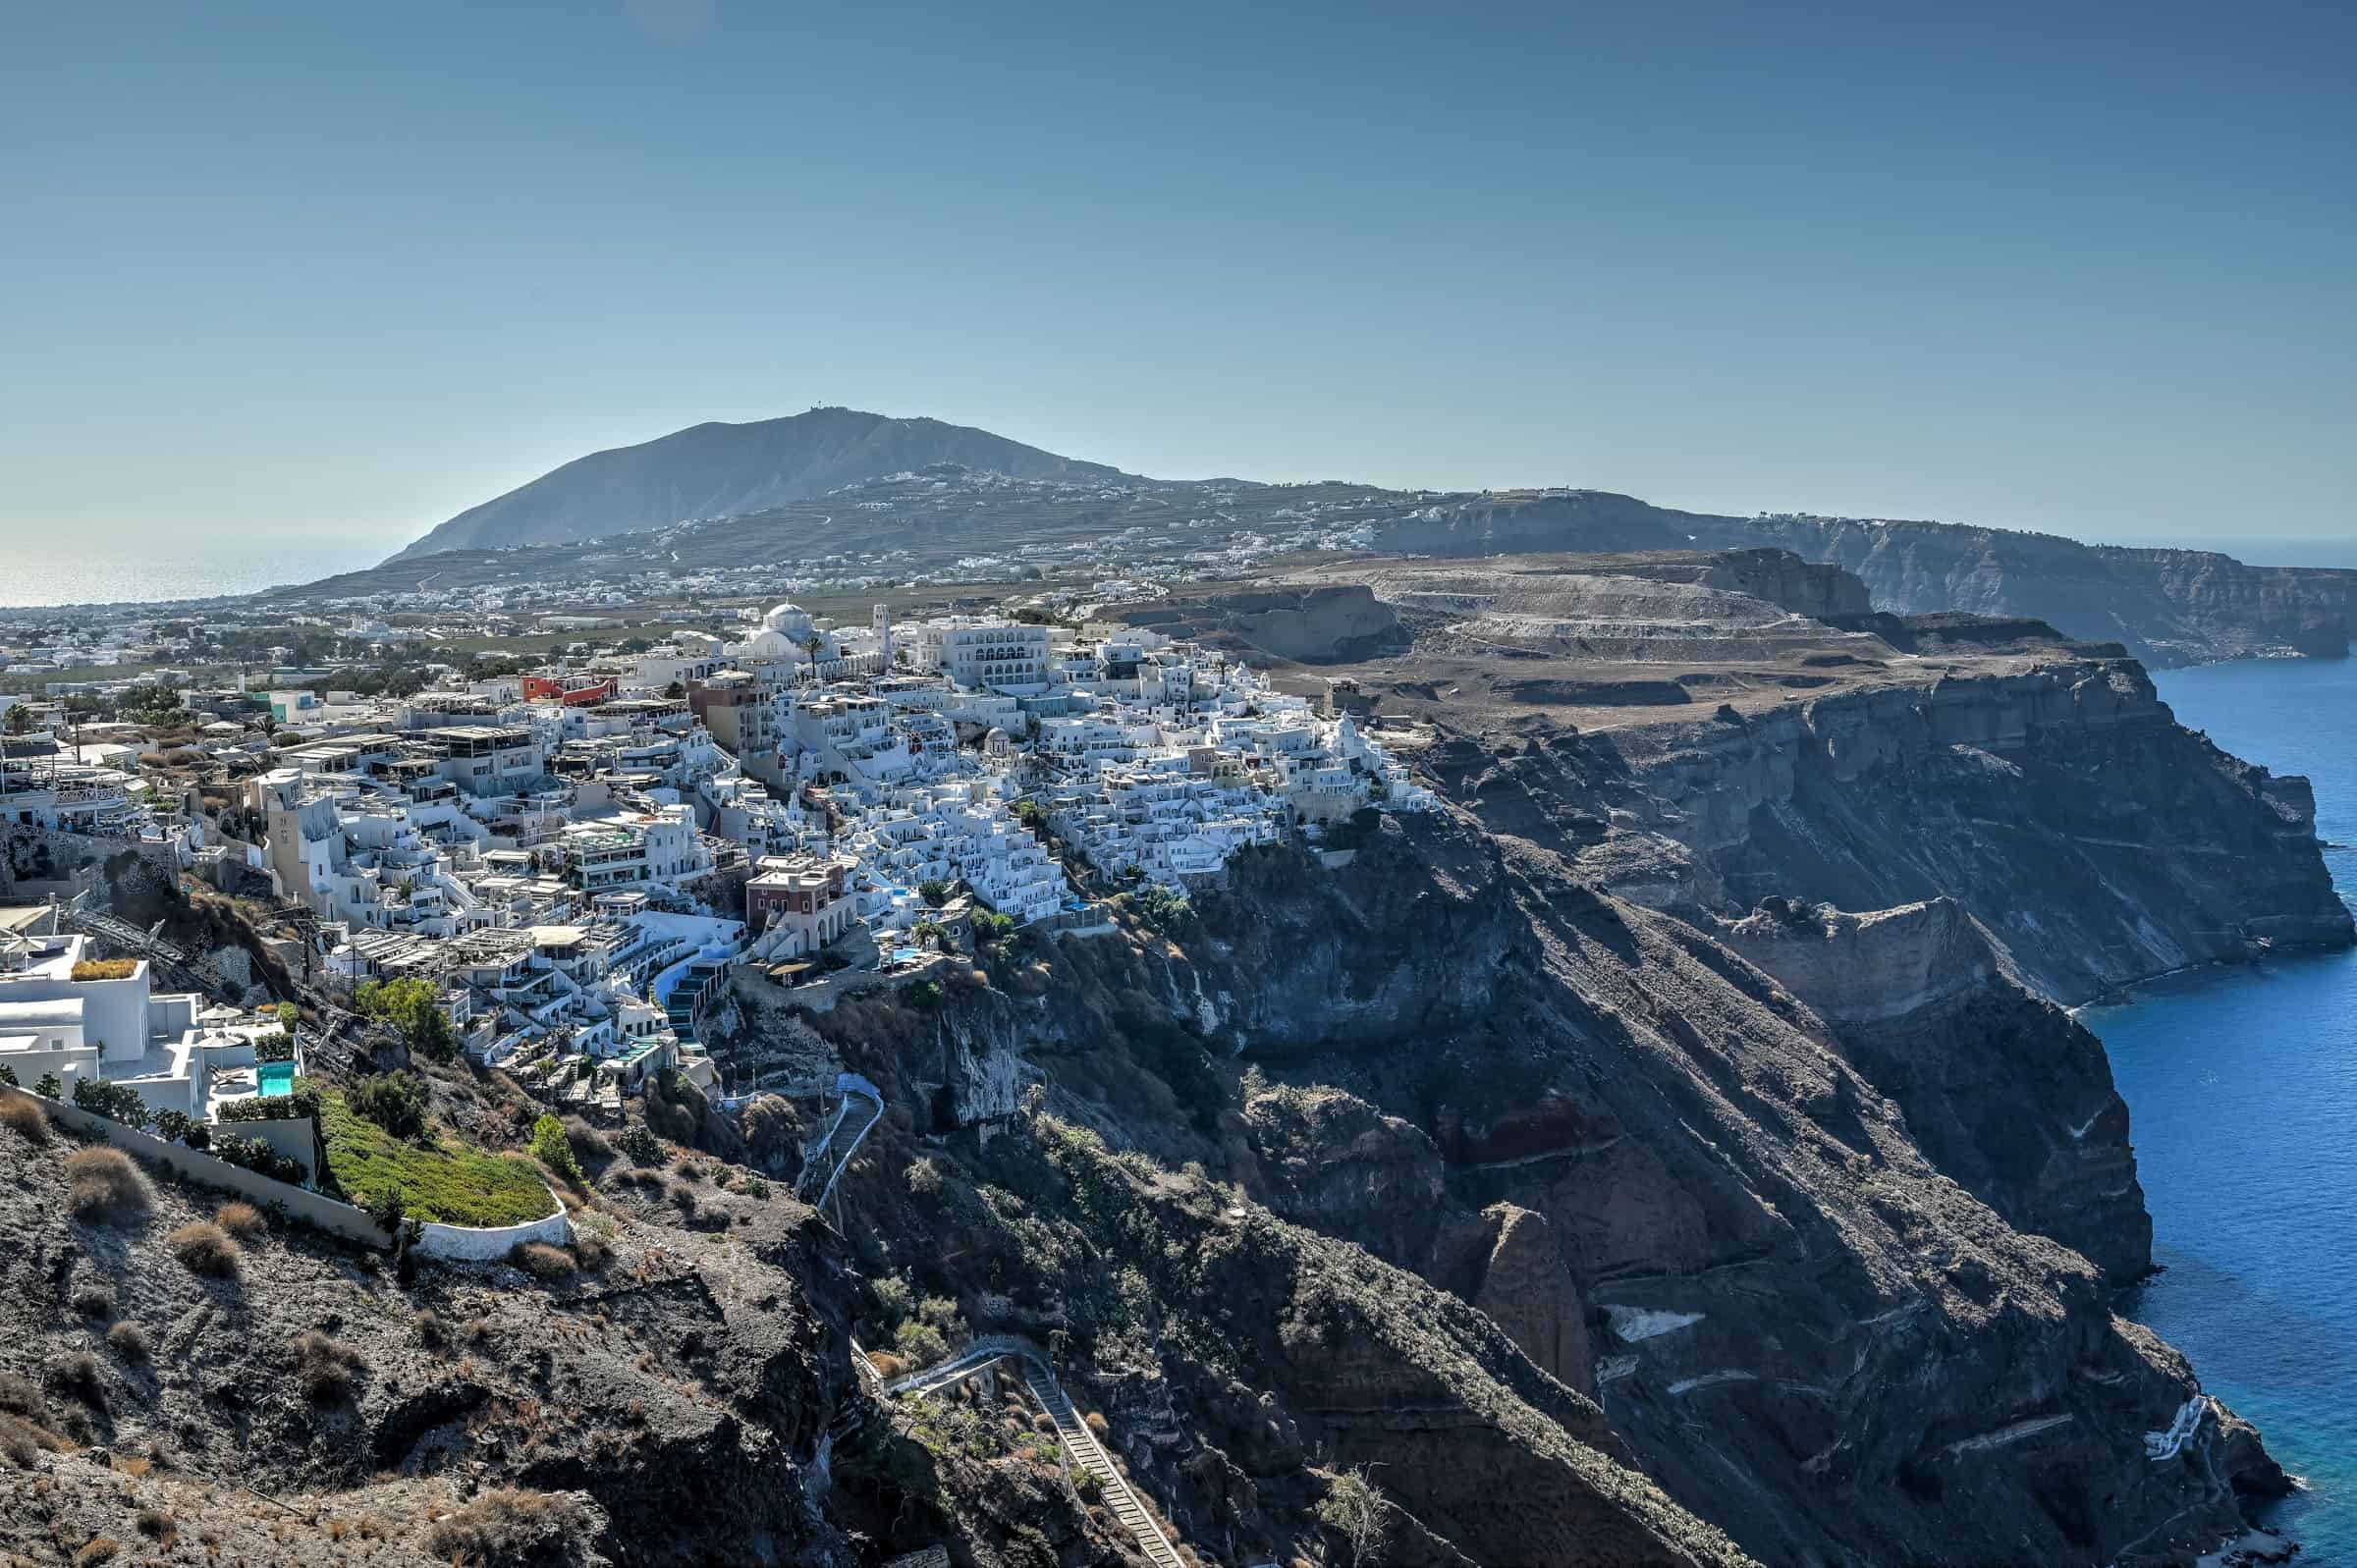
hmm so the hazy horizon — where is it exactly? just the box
[4,2,2353,567]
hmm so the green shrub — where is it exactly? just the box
[529,1114,582,1182]
[893,1319,950,1366]
[71,1077,151,1130]
[211,1134,302,1186]
[619,1124,664,1165]
[354,977,457,1061]
[321,1093,553,1228]
[253,1032,297,1063]
[916,878,951,907]
[31,1073,61,1100]
[216,1076,321,1123]
[347,1072,429,1141]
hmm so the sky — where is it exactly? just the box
[2,0,2352,570]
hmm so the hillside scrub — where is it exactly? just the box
[320,1092,554,1227]
[65,1147,149,1224]
[0,1091,46,1145]
[166,1222,241,1279]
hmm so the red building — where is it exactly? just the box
[523,675,618,706]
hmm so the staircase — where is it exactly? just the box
[795,1071,884,1210]
[1022,1364,1186,1568]
[662,956,729,1043]
[880,1336,1186,1568]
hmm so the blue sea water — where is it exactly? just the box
[2081,657,2357,1564]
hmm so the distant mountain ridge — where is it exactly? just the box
[390,406,1141,561]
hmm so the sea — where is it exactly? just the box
[0,537,394,610]
[2082,656,2357,1564]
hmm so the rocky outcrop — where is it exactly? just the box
[1684,514,2357,667]
[1450,1204,1597,1397]
[1715,897,2152,1281]
[1117,584,1408,664]
[1361,490,2355,666]
[1137,820,2279,1565]
[1460,650,2356,1000]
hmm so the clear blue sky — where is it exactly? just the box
[4,0,2352,562]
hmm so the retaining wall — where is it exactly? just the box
[30,1093,392,1249]
[21,1093,570,1261]
[411,1184,572,1261]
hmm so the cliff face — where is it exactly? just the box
[1622,656,2352,1000]
[1713,897,2152,1282]
[1361,491,2355,666]
[1424,646,2353,1002]
[1145,823,2274,1565]
[1684,513,2356,667]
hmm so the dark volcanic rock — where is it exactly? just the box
[1714,897,2153,1282]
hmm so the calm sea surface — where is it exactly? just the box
[0,537,393,608]
[2083,657,2357,1564]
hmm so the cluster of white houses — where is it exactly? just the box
[31,599,1428,1109]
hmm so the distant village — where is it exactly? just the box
[0,588,1431,1125]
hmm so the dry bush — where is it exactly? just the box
[73,1539,119,1567]
[0,1412,60,1468]
[214,1200,266,1241]
[413,1310,445,1349]
[72,1284,115,1320]
[65,1148,149,1224]
[167,1222,241,1279]
[135,1509,176,1545]
[0,1374,44,1419]
[422,1487,596,1564]
[105,1322,150,1363]
[0,1092,47,1145]
[1031,1410,1056,1433]
[464,1317,492,1346]
[668,1184,698,1217]
[570,1229,611,1271]
[1083,1410,1109,1437]
[293,1331,364,1403]
[562,1116,611,1165]
[866,1351,906,1381]
[48,1351,105,1412]
[510,1241,576,1280]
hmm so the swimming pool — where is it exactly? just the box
[257,1060,296,1097]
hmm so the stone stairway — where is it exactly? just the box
[795,1071,885,1210]
[880,1339,1189,1568]
[1021,1364,1186,1568]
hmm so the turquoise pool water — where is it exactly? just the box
[257,1060,296,1097]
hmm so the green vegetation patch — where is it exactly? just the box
[319,1092,554,1228]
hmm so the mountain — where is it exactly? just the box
[390,406,1140,561]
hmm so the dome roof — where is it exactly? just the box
[762,603,815,635]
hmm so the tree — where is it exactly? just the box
[2,705,29,737]
[1318,1467,1387,1566]
[916,878,951,908]
[32,1073,61,1100]
[911,919,947,950]
[355,977,458,1061]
